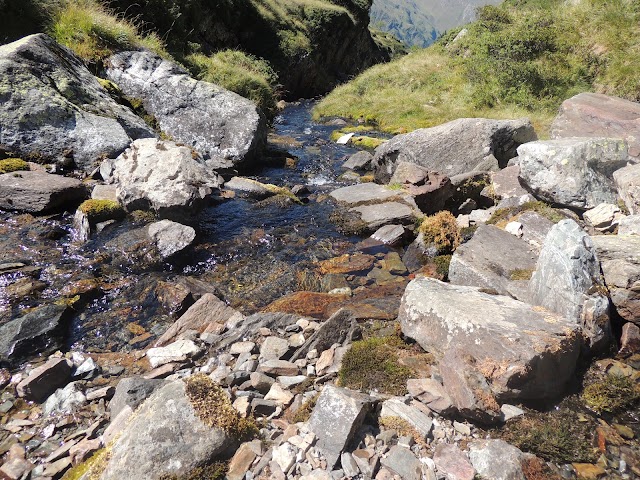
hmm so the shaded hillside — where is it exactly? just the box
[316,0,640,133]
[370,0,501,47]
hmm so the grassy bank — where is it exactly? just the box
[314,0,640,135]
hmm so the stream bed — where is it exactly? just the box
[0,101,395,355]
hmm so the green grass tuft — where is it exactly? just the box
[78,199,125,223]
[582,374,640,415]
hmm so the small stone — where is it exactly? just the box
[43,382,86,415]
[264,383,294,406]
[277,375,308,388]
[315,347,336,376]
[434,444,475,480]
[505,221,523,237]
[371,224,405,246]
[86,385,115,402]
[41,457,72,478]
[572,463,606,480]
[619,323,640,357]
[341,452,360,477]
[500,404,525,421]
[230,341,256,355]
[273,442,297,472]
[233,396,251,418]
[583,203,623,232]
[289,333,306,348]
[258,359,299,376]
[227,441,258,480]
[250,372,275,393]
[0,457,33,480]
[146,339,201,368]
[102,405,133,445]
[453,421,471,436]
[251,399,279,417]
[380,398,433,439]
[260,336,290,360]
[17,358,71,402]
[69,438,102,465]
[381,445,423,480]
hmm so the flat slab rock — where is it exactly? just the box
[350,202,415,230]
[551,92,640,159]
[106,50,266,171]
[399,277,582,404]
[0,171,86,213]
[448,224,538,301]
[0,34,154,172]
[329,183,408,206]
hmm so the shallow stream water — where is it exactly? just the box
[0,101,376,354]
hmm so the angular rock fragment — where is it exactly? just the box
[0,171,86,213]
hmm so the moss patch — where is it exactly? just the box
[290,393,319,424]
[62,448,110,480]
[159,462,227,480]
[582,374,640,415]
[78,199,125,223]
[502,411,597,464]
[338,335,414,395]
[418,211,461,255]
[509,268,534,280]
[0,158,29,174]
[184,374,258,441]
[379,416,427,446]
[351,136,386,150]
[487,200,567,226]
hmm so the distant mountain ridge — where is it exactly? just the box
[370,0,502,47]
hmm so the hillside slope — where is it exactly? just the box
[316,0,640,134]
[370,0,501,47]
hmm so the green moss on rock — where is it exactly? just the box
[78,199,125,223]
[0,158,29,174]
[184,374,258,441]
[582,374,640,415]
[418,211,461,255]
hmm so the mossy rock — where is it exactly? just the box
[0,158,29,174]
[78,199,125,224]
[487,201,567,226]
[351,136,386,150]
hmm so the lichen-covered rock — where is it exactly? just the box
[0,171,87,213]
[105,50,266,171]
[529,219,612,350]
[372,118,536,183]
[468,439,528,480]
[0,34,154,172]
[518,137,629,209]
[399,277,582,420]
[101,138,223,218]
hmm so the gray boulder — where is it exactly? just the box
[100,379,233,480]
[468,439,528,480]
[551,92,640,159]
[17,358,71,402]
[350,202,415,231]
[342,151,373,171]
[529,220,612,350]
[0,34,154,172]
[518,137,629,209]
[399,278,581,419]
[105,50,266,171]
[614,163,640,215]
[101,138,223,217]
[0,305,71,365]
[330,182,409,206]
[372,118,536,183]
[592,235,640,325]
[308,385,373,469]
[0,171,86,213]
[448,224,538,301]
[147,220,196,259]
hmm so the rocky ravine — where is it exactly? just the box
[3,34,640,480]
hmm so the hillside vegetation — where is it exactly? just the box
[0,0,399,114]
[315,0,640,134]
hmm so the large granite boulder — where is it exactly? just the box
[0,34,154,172]
[399,277,582,420]
[551,93,640,159]
[99,378,234,480]
[0,171,86,213]
[592,234,640,325]
[448,224,538,301]
[100,138,223,218]
[372,118,536,183]
[518,137,629,209]
[105,50,266,171]
[0,305,72,366]
[528,220,611,350]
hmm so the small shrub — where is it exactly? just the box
[78,199,125,223]
[0,158,29,174]
[418,211,461,254]
[434,255,452,278]
[290,393,319,423]
[582,374,640,415]
[338,335,413,395]
[184,374,258,441]
[379,416,426,446]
